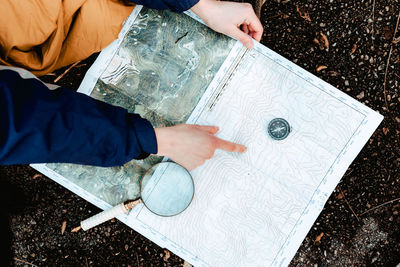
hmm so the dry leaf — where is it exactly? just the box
[296,5,311,22]
[313,38,320,46]
[320,33,329,49]
[316,65,327,72]
[382,128,389,135]
[163,250,170,261]
[350,44,357,55]
[61,220,67,235]
[71,226,81,233]
[314,232,324,244]
[328,70,339,77]
[32,174,43,180]
[393,37,400,44]
[336,190,346,200]
[383,27,393,40]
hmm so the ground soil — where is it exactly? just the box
[2,0,399,266]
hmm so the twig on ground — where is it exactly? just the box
[266,13,283,20]
[341,190,360,222]
[254,0,267,19]
[343,168,353,178]
[13,257,38,267]
[359,197,400,216]
[383,10,400,110]
[75,63,87,68]
[54,61,81,83]
[369,0,376,45]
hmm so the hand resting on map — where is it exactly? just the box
[155,124,246,170]
[191,0,263,49]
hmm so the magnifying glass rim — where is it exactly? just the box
[139,161,195,217]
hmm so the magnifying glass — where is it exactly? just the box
[74,162,194,232]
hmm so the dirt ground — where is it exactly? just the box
[1,0,399,266]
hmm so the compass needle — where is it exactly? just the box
[268,118,290,140]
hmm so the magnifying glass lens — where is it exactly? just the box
[141,162,194,217]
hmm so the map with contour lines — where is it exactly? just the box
[32,6,383,267]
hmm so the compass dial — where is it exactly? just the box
[268,118,290,140]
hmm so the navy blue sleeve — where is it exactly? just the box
[130,0,199,12]
[0,70,157,167]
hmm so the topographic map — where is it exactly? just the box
[32,6,383,267]
[44,7,235,206]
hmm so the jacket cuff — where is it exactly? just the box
[172,0,200,12]
[127,114,157,159]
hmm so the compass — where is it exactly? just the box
[268,118,291,140]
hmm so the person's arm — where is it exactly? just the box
[129,0,199,12]
[0,70,157,167]
[0,70,246,169]
[130,0,263,49]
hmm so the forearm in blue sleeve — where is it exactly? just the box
[129,0,199,12]
[0,70,157,167]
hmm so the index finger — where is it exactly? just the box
[214,137,247,153]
